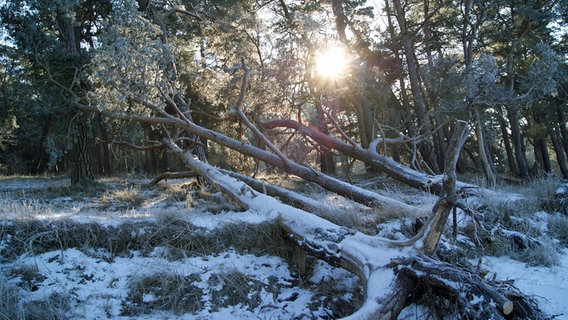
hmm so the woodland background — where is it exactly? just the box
[0,0,566,184]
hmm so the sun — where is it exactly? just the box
[315,46,350,79]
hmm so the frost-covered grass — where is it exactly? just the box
[0,177,362,319]
[458,177,568,267]
[1,175,567,319]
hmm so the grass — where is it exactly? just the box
[0,272,69,320]
[548,213,568,246]
[124,273,204,315]
[456,177,567,267]
[1,214,362,318]
[0,214,288,263]
[100,185,146,210]
[2,174,567,318]
[1,182,363,319]
[209,271,265,311]
[0,196,51,220]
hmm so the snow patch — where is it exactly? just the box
[477,250,568,316]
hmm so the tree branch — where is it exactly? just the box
[262,118,482,196]
[227,58,294,166]
[164,141,546,320]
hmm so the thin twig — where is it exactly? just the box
[322,108,358,147]
[228,58,292,166]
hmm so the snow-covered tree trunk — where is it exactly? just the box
[164,121,545,319]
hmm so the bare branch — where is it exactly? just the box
[108,140,166,151]
[263,118,483,195]
[161,6,203,21]
[323,107,358,147]
[227,58,293,166]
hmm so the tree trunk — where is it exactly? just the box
[550,126,568,179]
[433,123,447,173]
[32,113,52,174]
[392,0,436,172]
[420,120,468,254]
[353,65,377,173]
[57,10,94,185]
[533,137,551,175]
[556,106,568,157]
[506,105,529,179]
[532,110,552,175]
[313,100,336,174]
[97,114,111,176]
[69,115,94,186]
[498,108,517,175]
[474,108,497,186]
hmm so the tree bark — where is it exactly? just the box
[97,114,112,176]
[57,9,94,186]
[506,104,530,179]
[532,109,552,175]
[32,113,52,174]
[550,126,568,179]
[498,108,518,175]
[392,0,436,172]
[313,100,336,174]
[353,65,378,173]
[556,106,568,157]
[69,115,94,186]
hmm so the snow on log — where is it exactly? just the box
[167,141,413,318]
[166,141,548,320]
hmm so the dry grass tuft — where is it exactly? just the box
[124,273,204,316]
[548,213,568,247]
[0,271,69,320]
[458,177,567,267]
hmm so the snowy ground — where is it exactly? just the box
[0,177,362,319]
[1,176,567,319]
[479,252,568,318]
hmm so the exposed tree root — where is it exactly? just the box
[393,256,547,319]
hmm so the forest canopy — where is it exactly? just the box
[0,0,566,183]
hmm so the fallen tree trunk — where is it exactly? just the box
[148,169,420,217]
[148,171,198,185]
[148,169,345,214]
[262,119,484,196]
[166,141,547,320]
[79,101,419,212]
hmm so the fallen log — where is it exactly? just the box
[148,169,422,218]
[148,171,198,185]
[262,119,486,196]
[165,141,547,320]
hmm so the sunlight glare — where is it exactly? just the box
[315,46,349,79]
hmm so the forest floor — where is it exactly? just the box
[0,174,567,319]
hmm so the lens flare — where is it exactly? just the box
[315,46,349,79]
